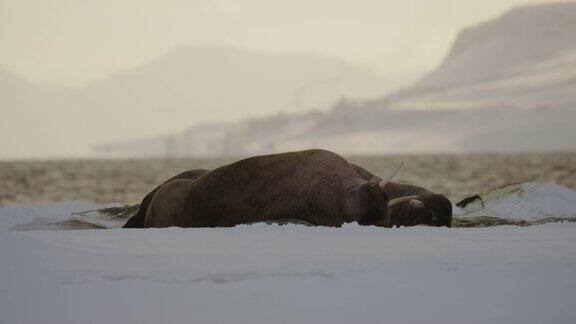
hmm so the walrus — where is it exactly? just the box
[350,163,452,227]
[122,169,209,228]
[142,149,448,228]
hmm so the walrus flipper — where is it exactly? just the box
[122,185,164,228]
[123,210,146,228]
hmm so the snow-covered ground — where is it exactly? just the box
[1,222,575,324]
[456,181,576,220]
[1,182,576,324]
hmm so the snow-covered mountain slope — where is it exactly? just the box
[388,49,576,112]
[382,2,576,112]
[285,3,576,153]
[96,3,576,157]
[415,2,576,90]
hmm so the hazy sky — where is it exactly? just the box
[0,0,563,87]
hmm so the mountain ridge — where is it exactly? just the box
[414,2,576,91]
[0,46,390,159]
[112,2,576,157]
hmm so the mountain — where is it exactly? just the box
[0,68,41,107]
[415,2,576,90]
[65,45,389,143]
[101,3,576,157]
[309,2,576,153]
[7,3,576,158]
[0,46,391,159]
[385,49,576,112]
[0,69,66,159]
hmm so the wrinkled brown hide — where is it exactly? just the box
[124,153,452,229]
[145,150,394,228]
[122,169,209,228]
[350,164,452,227]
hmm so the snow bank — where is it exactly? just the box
[1,223,575,324]
[0,201,122,232]
[455,181,576,220]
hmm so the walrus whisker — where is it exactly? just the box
[379,161,404,187]
[387,195,419,207]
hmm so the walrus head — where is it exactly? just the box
[389,194,453,227]
[355,182,392,227]
[373,162,452,227]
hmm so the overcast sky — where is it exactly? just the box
[0,0,563,87]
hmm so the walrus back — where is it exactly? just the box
[122,169,210,228]
[145,179,198,227]
[191,149,365,226]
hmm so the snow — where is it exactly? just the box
[391,49,576,112]
[455,181,576,219]
[417,3,576,89]
[1,223,575,324]
[0,201,122,232]
[1,182,576,324]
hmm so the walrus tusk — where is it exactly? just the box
[379,161,404,187]
[387,195,419,207]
